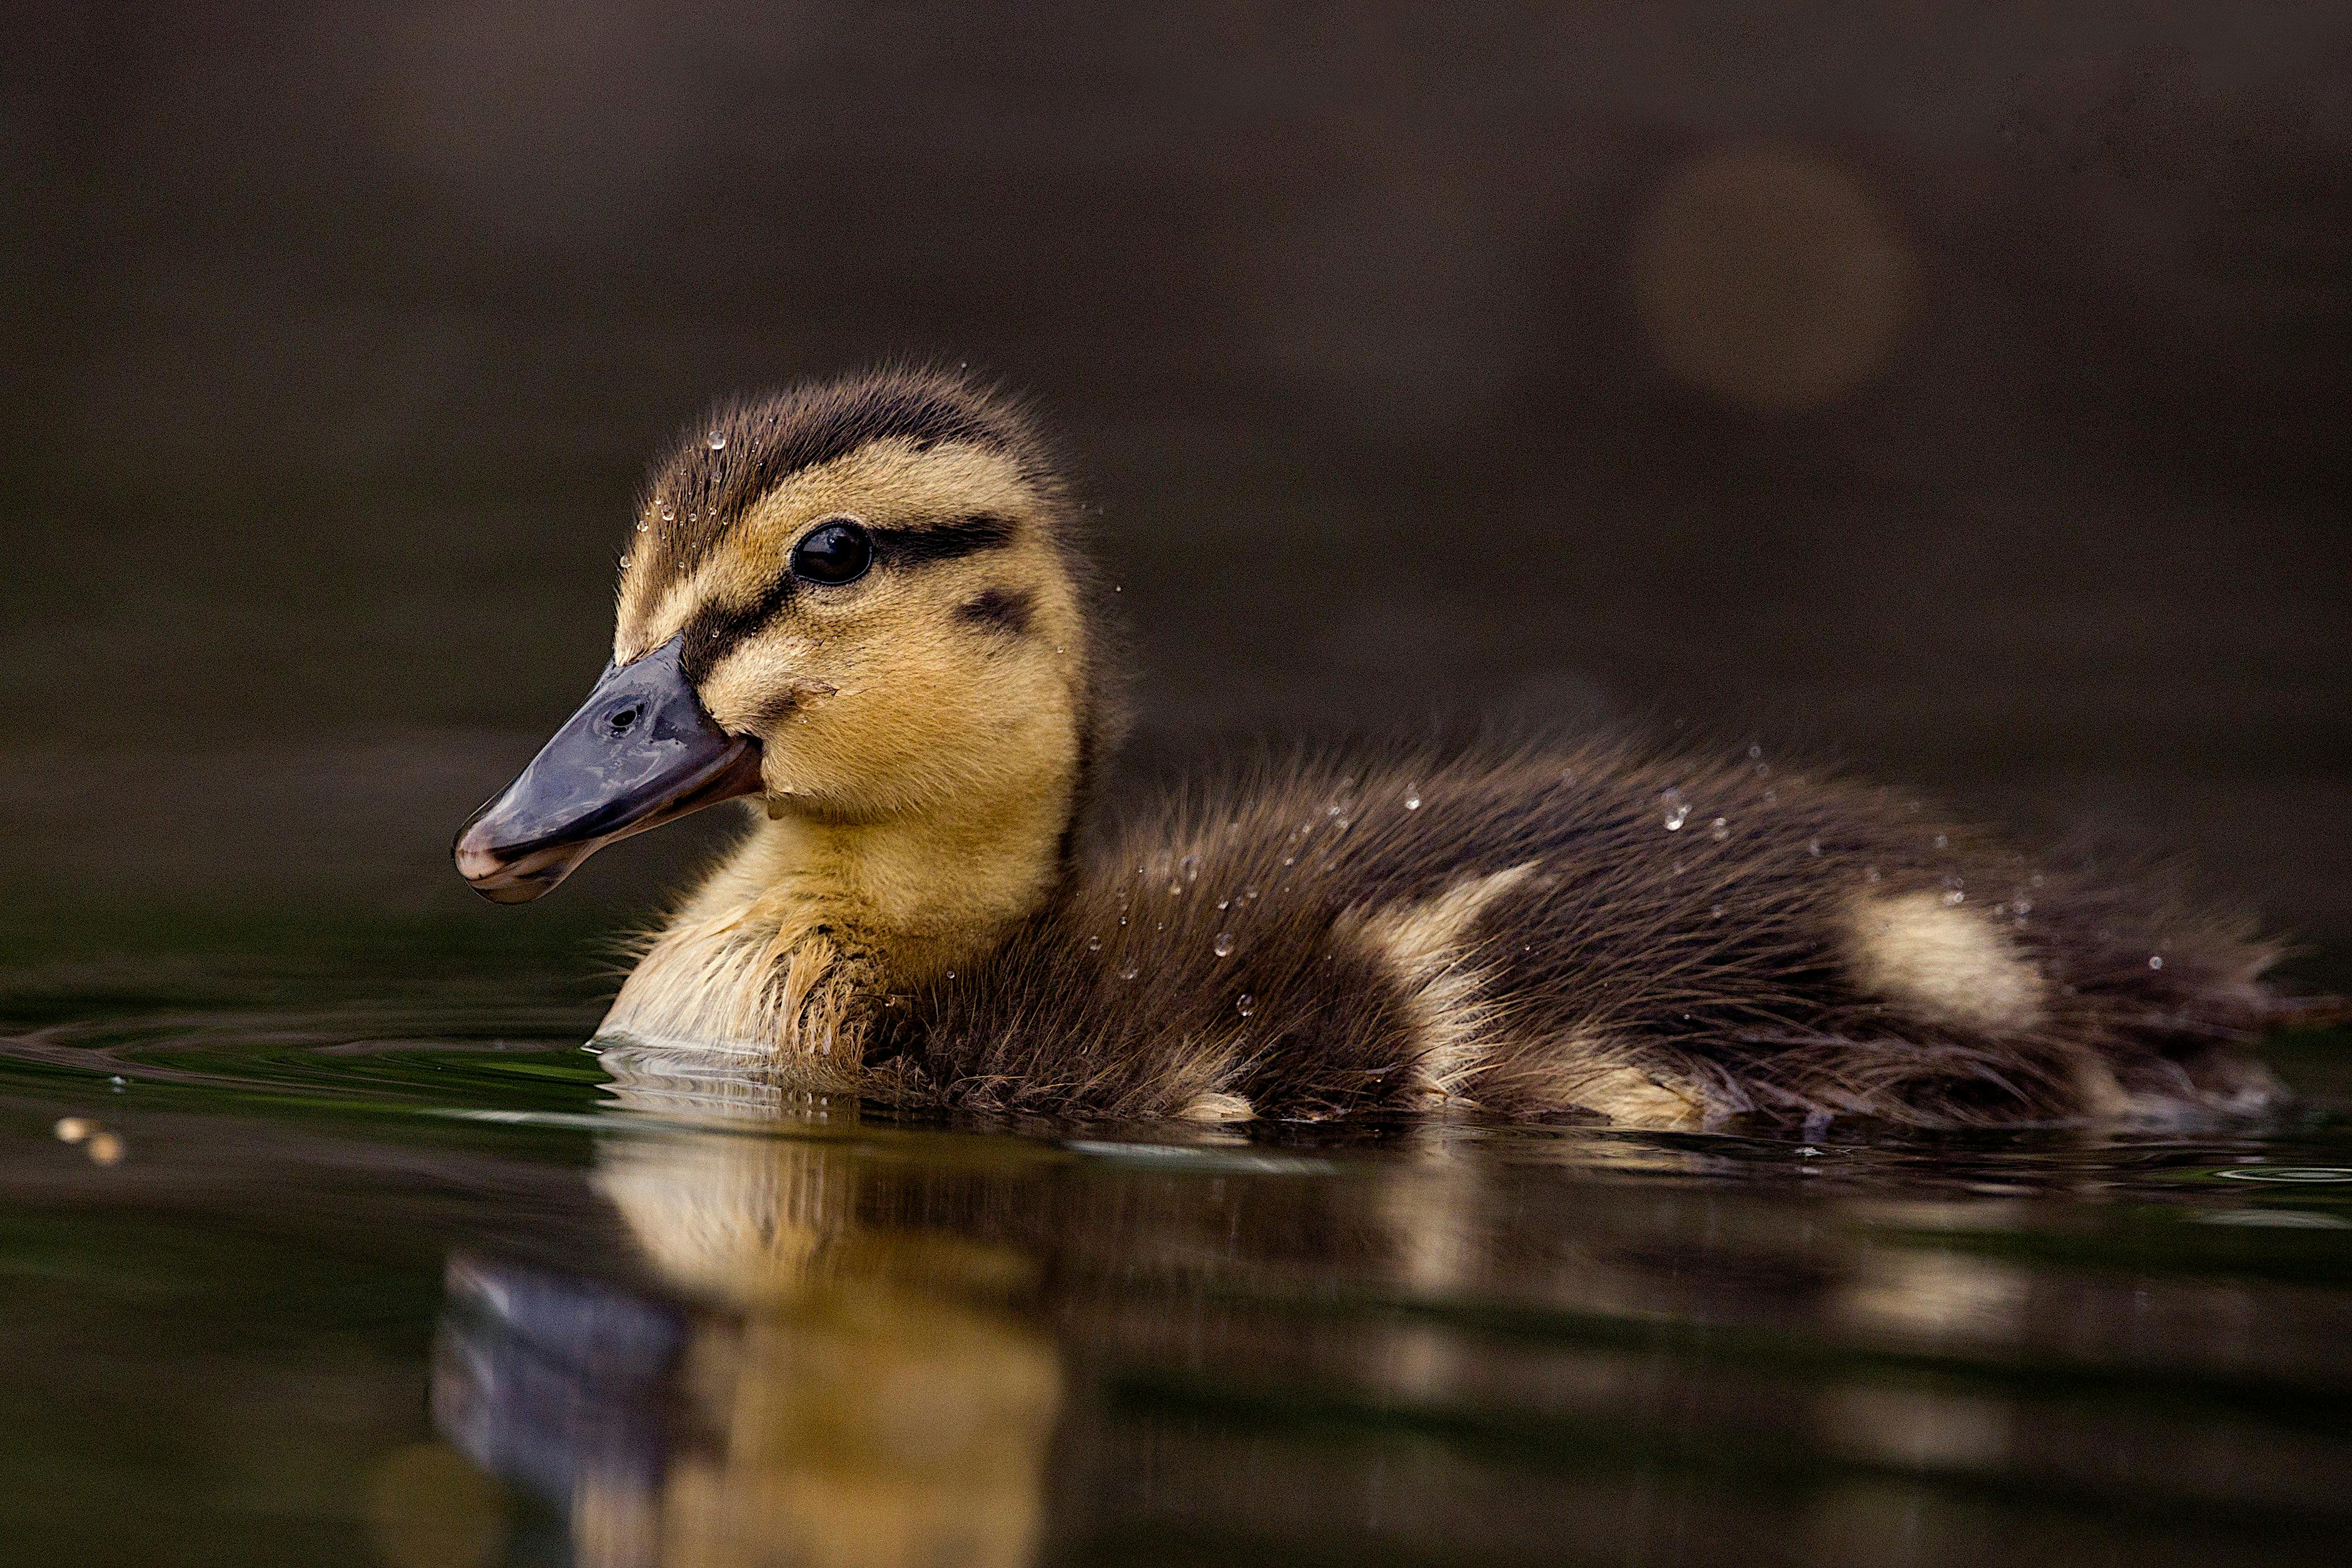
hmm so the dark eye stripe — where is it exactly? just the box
[676,514,1020,680]
[869,513,1016,564]
[679,572,800,682]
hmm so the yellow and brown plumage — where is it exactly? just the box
[455,367,2319,1130]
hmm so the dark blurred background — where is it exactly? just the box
[4,4,2348,973]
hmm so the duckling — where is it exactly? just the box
[455,367,2322,1130]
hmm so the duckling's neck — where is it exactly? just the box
[732,781,1075,975]
[602,766,1074,1063]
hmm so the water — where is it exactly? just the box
[5,938,2351,1568]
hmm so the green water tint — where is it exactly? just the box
[5,945,2352,1568]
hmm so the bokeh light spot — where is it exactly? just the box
[1630,145,1916,412]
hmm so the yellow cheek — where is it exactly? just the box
[699,609,996,802]
[697,633,823,731]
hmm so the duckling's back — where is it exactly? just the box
[876,739,2292,1129]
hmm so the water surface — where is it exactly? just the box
[5,939,2349,1568]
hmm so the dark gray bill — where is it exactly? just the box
[453,637,764,904]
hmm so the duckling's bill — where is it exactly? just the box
[453,637,763,903]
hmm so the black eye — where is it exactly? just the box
[791,520,873,585]
[607,703,642,734]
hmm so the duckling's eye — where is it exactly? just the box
[791,520,873,585]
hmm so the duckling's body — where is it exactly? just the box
[614,740,2283,1128]
[458,368,2308,1131]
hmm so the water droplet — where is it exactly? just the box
[1665,806,1689,831]
[1403,786,1422,811]
[1216,898,1230,911]
[2014,898,2032,916]
[1709,817,1729,841]
[1280,855,1295,867]
[1710,903,1725,918]
[635,520,647,533]
[1748,744,1763,759]
[945,969,955,979]
[1244,886,1259,901]
[1118,963,1140,981]
[1180,853,1200,881]
[1942,889,1965,906]
[1168,881,1184,896]
[1933,833,1950,850]
[1807,839,1823,856]
[618,554,631,567]
[1085,936,1102,951]
[1214,932,1236,957]
[660,503,675,522]
[1235,993,1256,1017]
[2149,954,2164,970]
[706,430,727,452]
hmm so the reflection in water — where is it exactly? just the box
[6,981,2348,1567]
[436,1052,1061,1568]
[426,1044,2352,1568]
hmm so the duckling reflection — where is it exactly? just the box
[433,1078,1061,1568]
[429,1074,2352,1565]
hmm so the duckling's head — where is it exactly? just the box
[455,368,1110,903]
